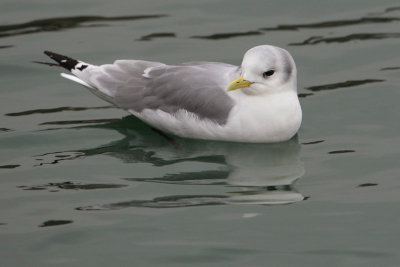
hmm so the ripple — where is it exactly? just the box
[305,79,384,92]
[302,140,325,145]
[32,117,305,207]
[290,33,400,45]
[19,181,127,191]
[191,31,262,40]
[380,66,400,71]
[138,32,176,41]
[5,105,113,117]
[0,14,168,38]
[385,6,400,13]
[39,118,121,126]
[39,220,73,227]
[328,150,355,154]
[0,164,20,169]
[0,45,13,49]
[77,186,305,210]
[298,93,314,98]
[124,170,229,185]
[0,128,13,132]
[77,195,228,210]
[261,17,400,31]
[358,183,378,187]
[34,151,85,166]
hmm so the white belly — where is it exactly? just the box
[129,91,302,143]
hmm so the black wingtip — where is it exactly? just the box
[43,51,79,71]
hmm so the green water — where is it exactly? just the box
[1,0,400,266]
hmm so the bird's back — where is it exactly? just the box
[52,52,240,125]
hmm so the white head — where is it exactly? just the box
[227,45,297,95]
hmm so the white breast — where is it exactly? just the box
[129,91,301,143]
[225,91,302,142]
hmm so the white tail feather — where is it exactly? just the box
[60,73,94,89]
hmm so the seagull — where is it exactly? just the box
[41,45,302,143]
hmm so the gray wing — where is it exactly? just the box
[82,61,239,125]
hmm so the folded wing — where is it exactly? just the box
[69,59,239,125]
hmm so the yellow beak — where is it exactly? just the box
[227,76,254,91]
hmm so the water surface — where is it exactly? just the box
[1,0,400,266]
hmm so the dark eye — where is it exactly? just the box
[263,70,275,78]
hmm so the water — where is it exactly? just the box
[1,0,400,266]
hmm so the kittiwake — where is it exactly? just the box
[42,45,302,143]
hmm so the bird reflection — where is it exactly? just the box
[38,115,305,208]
